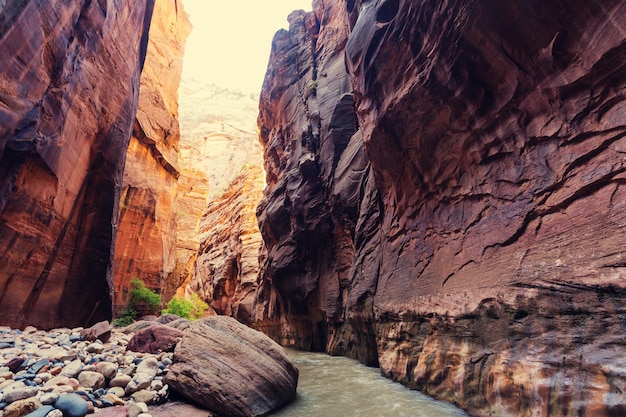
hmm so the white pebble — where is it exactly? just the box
[150,379,164,391]
[87,343,105,354]
[38,372,52,382]
[107,386,125,397]
[126,401,148,417]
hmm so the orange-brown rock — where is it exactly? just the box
[80,320,112,343]
[173,81,264,311]
[0,0,157,328]
[256,0,626,416]
[187,166,265,321]
[113,0,191,309]
[169,167,208,300]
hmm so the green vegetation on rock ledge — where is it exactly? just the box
[162,294,208,320]
[114,278,162,326]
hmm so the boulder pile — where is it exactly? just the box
[0,320,173,417]
[0,316,298,417]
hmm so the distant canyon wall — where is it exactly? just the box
[189,165,265,320]
[175,82,265,320]
[0,0,156,328]
[255,0,626,416]
[111,5,266,316]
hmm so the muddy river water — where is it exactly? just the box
[271,349,469,417]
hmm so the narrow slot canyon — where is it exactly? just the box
[1,1,626,416]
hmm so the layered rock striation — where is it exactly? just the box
[0,0,156,328]
[188,166,265,321]
[256,0,364,353]
[175,81,265,317]
[164,316,298,417]
[256,0,626,415]
[113,0,191,308]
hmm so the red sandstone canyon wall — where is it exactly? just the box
[256,0,626,415]
[112,0,191,309]
[255,1,367,352]
[0,0,156,329]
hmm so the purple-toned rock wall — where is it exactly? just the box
[256,0,626,415]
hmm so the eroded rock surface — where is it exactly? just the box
[113,0,191,308]
[164,316,298,417]
[126,324,183,354]
[0,0,156,328]
[256,0,626,415]
[149,401,215,417]
[188,166,265,322]
[256,0,362,353]
[173,82,264,301]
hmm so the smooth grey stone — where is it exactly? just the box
[23,404,54,417]
[55,393,89,417]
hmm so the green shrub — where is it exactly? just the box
[162,293,208,320]
[112,308,136,327]
[162,297,193,318]
[112,279,162,326]
[128,278,162,316]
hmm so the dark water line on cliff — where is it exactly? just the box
[271,349,468,417]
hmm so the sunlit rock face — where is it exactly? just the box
[178,81,262,201]
[113,0,191,309]
[0,0,155,328]
[189,166,265,322]
[175,81,265,320]
[257,0,626,415]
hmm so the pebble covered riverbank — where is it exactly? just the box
[0,324,173,417]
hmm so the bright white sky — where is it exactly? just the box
[181,0,313,93]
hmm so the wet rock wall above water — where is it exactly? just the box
[256,0,626,415]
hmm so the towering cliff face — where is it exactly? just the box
[256,0,372,355]
[0,0,155,329]
[113,0,191,308]
[257,0,626,415]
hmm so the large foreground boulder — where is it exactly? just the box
[164,316,298,417]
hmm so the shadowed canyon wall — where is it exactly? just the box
[255,0,626,416]
[0,0,156,328]
[255,2,363,353]
[112,0,191,308]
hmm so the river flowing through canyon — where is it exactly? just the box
[271,349,468,417]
